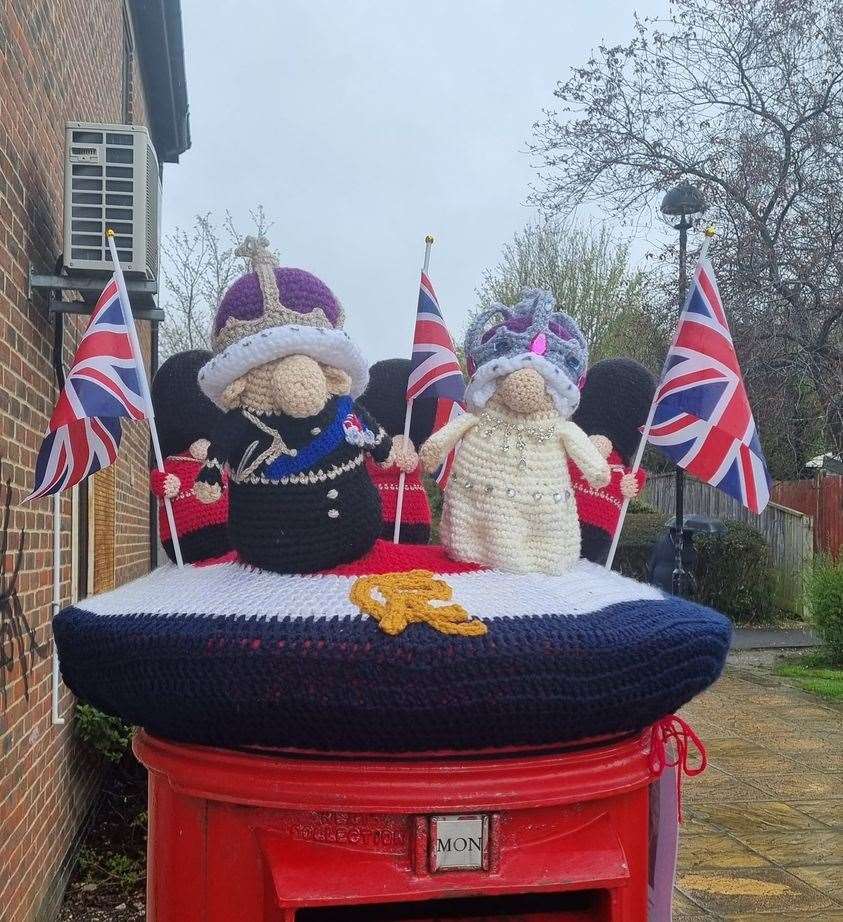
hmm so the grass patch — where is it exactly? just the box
[775,654,843,700]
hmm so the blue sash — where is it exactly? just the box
[264,397,354,479]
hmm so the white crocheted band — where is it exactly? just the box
[464,352,582,417]
[198,325,370,407]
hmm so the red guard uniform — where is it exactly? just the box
[150,456,231,564]
[569,450,647,565]
[365,457,432,544]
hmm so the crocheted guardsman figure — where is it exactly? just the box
[194,237,409,574]
[358,359,435,543]
[150,349,231,565]
[420,289,610,574]
[570,358,656,564]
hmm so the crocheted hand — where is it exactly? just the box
[590,435,612,459]
[419,438,445,474]
[189,439,210,461]
[620,472,640,499]
[387,435,418,473]
[194,481,222,505]
[163,474,181,499]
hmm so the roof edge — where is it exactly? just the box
[129,0,191,163]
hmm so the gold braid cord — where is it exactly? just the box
[349,570,488,638]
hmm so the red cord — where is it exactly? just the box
[648,714,708,823]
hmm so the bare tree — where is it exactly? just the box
[531,0,843,474]
[476,222,667,368]
[160,207,275,359]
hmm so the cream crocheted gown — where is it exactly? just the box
[434,406,610,575]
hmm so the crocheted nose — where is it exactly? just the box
[272,355,330,418]
[496,367,553,414]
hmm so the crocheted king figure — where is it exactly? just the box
[420,289,610,574]
[194,238,408,574]
[358,358,434,543]
[150,349,231,564]
[570,358,656,565]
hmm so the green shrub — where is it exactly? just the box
[694,521,778,624]
[76,703,133,763]
[613,512,664,581]
[78,846,145,891]
[805,556,843,665]
[771,567,801,616]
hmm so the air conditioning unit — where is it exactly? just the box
[63,121,161,280]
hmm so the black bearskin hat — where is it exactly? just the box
[358,359,437,446]
[152,350,225,458]
[572,358,656,464]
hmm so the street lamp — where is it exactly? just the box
[660,179,707,596]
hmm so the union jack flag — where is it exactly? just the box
[28,277,147,500]
[647,256,771,514]
[407,273,465,403]
[406,272,465,489]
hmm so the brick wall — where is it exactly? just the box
[0,2,157,919]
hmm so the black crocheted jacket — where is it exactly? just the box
[197,397,392,573]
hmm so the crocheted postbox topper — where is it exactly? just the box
[464,289,588,418]
[53,541,732,753]
[197,237,369,407]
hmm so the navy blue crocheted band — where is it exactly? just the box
[54,597,730,753]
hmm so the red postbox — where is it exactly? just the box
[134,729,658,921]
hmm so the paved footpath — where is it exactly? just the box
[675,668,842,920]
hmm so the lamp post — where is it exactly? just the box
[660,179,707,596]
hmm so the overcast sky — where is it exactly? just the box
[163,0,666,361]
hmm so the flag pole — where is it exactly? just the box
[51,490,65,725]
[106,230,184,568]
[604,228,716,571]
[393,234,434,544]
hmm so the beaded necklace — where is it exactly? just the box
[480,414,557,472]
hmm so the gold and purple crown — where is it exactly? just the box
[463,289,588,417]
[198,238,368,407]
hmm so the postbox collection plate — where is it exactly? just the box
[430,814,489,872]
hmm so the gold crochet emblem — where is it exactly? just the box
[349,570,488,638]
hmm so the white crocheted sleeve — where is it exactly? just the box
[559,420,611,489]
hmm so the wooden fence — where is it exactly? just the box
[643,473,813,613]
[772,475,842,558]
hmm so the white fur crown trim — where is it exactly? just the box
[198,325,369,407]
[465,352,581,417]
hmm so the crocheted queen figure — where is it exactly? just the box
[420,289,610,575]
[150,349,231,564]
[194,237,409,573]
